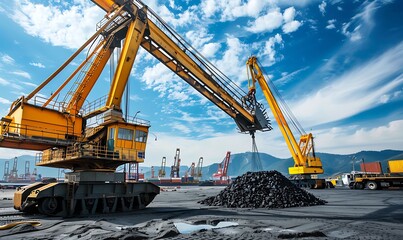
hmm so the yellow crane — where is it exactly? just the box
[246,56,325,188]
[0,0,272,216]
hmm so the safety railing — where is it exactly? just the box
[81,95,108,117]
[37,144,143,164]
[29,95,67,113]
[0,122,74,145]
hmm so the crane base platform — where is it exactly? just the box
[13,172,160,217]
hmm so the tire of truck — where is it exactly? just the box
[326,181,335,188]
[354,182,364,189]
[366,181,378,190]
[349,182,355,189]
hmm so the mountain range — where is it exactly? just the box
[1,150,402,180]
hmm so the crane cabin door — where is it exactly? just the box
[107,127,115,152]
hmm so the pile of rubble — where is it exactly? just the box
[199,171,326,208]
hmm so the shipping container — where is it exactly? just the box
[360,161,382,174]
[388,160,403,173]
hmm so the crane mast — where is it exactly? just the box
[246,56,324,177]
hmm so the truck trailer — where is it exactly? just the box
[349,160,403,190]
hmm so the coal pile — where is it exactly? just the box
[199,171,326,208]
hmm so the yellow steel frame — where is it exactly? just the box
[143,21,254,123]
[106,6,147,110]
[246,56,323,175]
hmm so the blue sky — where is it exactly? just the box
[0,0,402,167]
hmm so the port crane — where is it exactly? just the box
[212,151,231,183]
[195,157,203,180]
[170,148,181,178]
[3,161,10,182]
[0,0,272,216]
[158,157,167,178]
[246,56,325,188]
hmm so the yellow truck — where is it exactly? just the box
[349,160,403,190]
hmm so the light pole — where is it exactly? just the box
[351,156,356,172]
[150,132,157,141]
[133,110,140,119]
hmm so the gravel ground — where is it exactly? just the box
[1,185,403,239]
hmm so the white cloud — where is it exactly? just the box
[246,6,302,34]
[213,36,249,84]
[22,81,37,87]
[130,94,141,101]
[169,122,192,134]
[141,62,192,103]
[261,34,284,66]
[11,70,31,79]
[1,76,25,91]
[201,43,221,58]
[245,8,283,33]
[341,1,381,42]
[283,7,296,22]
[0,97,12,104]
[282,20,302,33]
[185,28,214,49]
[282,7,302,33]
[0,148,36,159]
[201,0,266,21]
[29,62,45,68]
[319,1,327,16]
[1,54,15,64]
[342,23,362,41]
[317,120,403,155]
[0,77,9,85]
[292,42,403,126]
[275,66,309,86]
[326,19,337,29]
[10,0,103,49]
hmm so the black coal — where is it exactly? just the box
[198,171,326,208]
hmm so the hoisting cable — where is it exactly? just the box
[142,3,247,102]
[256,59,306,136]
[250,132,263,171]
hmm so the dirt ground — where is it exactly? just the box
[1,186,403,239]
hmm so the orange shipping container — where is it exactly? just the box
[360,162,382,174]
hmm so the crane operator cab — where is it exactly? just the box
[36,109,150,172]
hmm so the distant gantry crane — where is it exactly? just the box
[158,157,166,177]
[212,152,231,183]
[170,148,181,178]
[196,157,203,180]
[3,160,10,181]
[185,162,195,178]
[151,166,155,178]
[24,160,30,180]
[9,157,18,180]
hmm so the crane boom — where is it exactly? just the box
[92,0,271,133]
[246,56,323,176]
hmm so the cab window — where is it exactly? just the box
[118,128,134,140]
[135,130,147,142]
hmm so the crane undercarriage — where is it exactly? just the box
[14,174,159,217]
